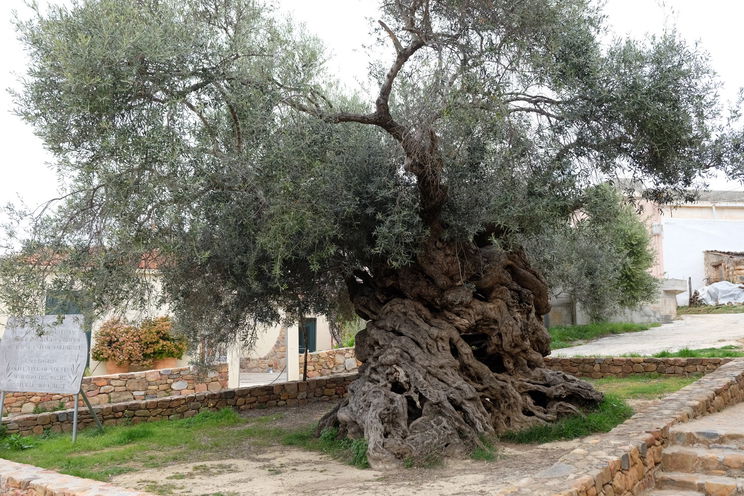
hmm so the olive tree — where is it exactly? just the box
[3,0,736,467]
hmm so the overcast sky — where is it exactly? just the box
[1,0,743,218]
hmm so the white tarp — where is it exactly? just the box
[698,281,744,305]
[661,218,744,305]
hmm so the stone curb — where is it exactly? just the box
[0,458,154,495]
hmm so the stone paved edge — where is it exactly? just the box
[501,358,744,496]
[0,458,155,496]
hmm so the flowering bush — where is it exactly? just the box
[91,319,143,365]
[140,316,187,361]
[91,316,187,365]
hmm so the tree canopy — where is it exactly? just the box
[5,0,733,335]
[3,0,742,465]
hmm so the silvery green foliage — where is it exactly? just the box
[525,184,659,321]
[1,0,737,349]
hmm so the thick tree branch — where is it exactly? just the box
[213,82,243,152]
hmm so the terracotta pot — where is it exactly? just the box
[153,357,178,369]
[106,361,130,374]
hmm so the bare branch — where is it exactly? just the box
[378,20,403,54]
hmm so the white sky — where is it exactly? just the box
[1,0,743,217]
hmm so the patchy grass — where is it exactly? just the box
[549,322,659,349]
[470,436,498,462]
[503,372,699,444]
[651,346,744,358]
[283,426,369,468]
[587,373,701,399]
[0,408,370,481]
[678,304,744,315]
[501,394,633,444]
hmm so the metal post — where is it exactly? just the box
[72,392,79,443]
[688,276,693,306]
[80,390,103,432]
[0,391,5,421]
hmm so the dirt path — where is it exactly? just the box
[112,402,582,496]
[550,313,744,357]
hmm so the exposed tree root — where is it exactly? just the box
[318,242,603,468]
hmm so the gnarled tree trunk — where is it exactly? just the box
[318,238,602,468]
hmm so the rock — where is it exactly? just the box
[109,391,134,403]
[171,380,188,391]
[126,379,147,390]
[344,358,357,371]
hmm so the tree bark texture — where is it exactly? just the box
[318,239,603,468]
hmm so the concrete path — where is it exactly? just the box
[239,371,287,387]
[549,313,744,357]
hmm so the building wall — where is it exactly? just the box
[0,273,334,377]
[640,196,744,306]
[661,218,744,304]
[240,315,335,373]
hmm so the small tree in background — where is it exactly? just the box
[528,184,658,321]
[3,0,741,466]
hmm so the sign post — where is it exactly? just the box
[0,315,102,441]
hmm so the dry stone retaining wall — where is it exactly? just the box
[0,364,228,416]
[1,374,354,436]
[544,356,732,378]
[299,348,361,378]
[290,347,732,379]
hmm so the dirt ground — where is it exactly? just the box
[112,401,586,496]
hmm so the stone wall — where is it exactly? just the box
[1,364,228,416]
[298,347,360,378]
[1,374,354,436]
[544,356,732,378]
[240,326,287,373]
[288,348,731,380]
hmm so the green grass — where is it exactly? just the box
[283,426,369,468]
[501,394,633,444]
[502,373,699,444]
[678,304,744,315]
[470,436,498,461]
[587,373,700,398]
[0,408,369,481]
[651,346,744,358]
[549,322,660,349]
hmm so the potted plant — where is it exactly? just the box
[91,319,143,374]
[140,316,188,369]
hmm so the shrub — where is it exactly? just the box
[140,317,187,361]
[92,316,187,365]
[91,319,143,365]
